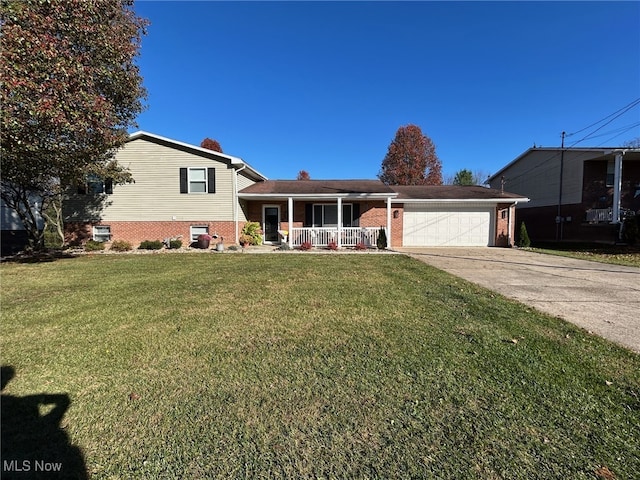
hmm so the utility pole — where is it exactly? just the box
[556,131,566,241]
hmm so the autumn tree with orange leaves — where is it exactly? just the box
[378,124,442,185]
[200,138,223,153]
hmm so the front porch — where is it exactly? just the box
[282,226,384,248]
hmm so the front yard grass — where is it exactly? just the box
[530,242,640,268]
[1,254,639,479]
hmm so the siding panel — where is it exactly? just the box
[66,138,258,222]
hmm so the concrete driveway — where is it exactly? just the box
[396,247,640,353]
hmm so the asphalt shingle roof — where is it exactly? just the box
[240,180,526,200]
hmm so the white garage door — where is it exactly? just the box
[403,204,494,247]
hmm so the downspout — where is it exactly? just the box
[234,164,247,244]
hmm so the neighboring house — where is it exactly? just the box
[488,147,640,243]
[1,195,44,256]
[64,131,529,248]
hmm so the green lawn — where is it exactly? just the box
[1,254,639,479]
[529,243,640,268]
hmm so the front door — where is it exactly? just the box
[263,206,280,244]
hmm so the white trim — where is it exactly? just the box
[397,197,529,204]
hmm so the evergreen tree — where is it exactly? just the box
[376,227,387,249]
[517,222,531,248]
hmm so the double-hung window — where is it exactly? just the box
[180,168,216,194]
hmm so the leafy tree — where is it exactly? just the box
[0,0,147,250]
[378,124,442,185]
[200,138,223,153]
[623,137,640,148]
[453,169,474,185]
[472,170,491,186]
[296,170,311,180]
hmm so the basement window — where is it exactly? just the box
[93,225,111,242]
[190,225,208,242]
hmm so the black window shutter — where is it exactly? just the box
[179,168,188,193]
[207,168,216,194]
[304,203,312,227]
[352,203,360,227]
[105,178,113,195]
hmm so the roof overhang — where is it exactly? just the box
[238,192,397,201]
[396,197,530,204]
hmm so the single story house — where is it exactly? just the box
[64,131,529,248]
[488,147,640,243]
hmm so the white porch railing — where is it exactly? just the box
[288,227,383,247]
[586,208,612,223]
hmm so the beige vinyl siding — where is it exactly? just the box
[492,150,586,209]
[66,138,256,222]
[237,171,256,191]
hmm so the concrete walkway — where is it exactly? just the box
[396,247,640,353]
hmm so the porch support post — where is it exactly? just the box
[612,151,623,224]
[337,197,342,248]
[288,196,293,247]
[386,197,392,248]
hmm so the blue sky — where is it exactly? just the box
[133,1,640,181]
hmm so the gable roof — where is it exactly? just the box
[488,146,640,183]
[127,131,268,182]
[391,185,529,202]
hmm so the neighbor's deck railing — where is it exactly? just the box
[289,227,383,247]
[586,208,612,223]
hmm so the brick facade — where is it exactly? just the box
[65,220,238,248]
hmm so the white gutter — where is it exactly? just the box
[397,198,530,204]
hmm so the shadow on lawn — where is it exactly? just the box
[1,366,88,479]
[0,250,79,264]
